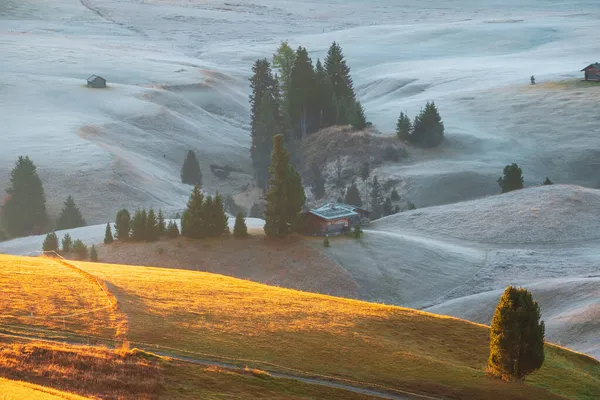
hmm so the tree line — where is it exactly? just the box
[250,41,367,189]
[1,156,87,240]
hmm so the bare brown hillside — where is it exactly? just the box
[97,235,360,299]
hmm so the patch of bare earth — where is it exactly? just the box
[97,235,360,298]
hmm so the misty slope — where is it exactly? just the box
[2,0,600,222]
[323,185,600,359]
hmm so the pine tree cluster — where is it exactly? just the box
[1,156,89,239]
[43,232,96,261]
[396,102,445,148]
[181,186,230,239]
[112,208,168,243]
[250,42,366,189]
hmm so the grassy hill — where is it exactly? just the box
[0,254,599,399]
[0,377,88,400]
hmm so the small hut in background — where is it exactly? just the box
[87,75,106,88]
[581,63,600,81]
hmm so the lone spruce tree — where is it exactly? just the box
[349,101,367,131]
[233,211,248,238]
[56,196,86,230]
[181,150,202,186]
[488,286,545,380]
[264,134,291,237]
[2,156,48,237]
[181,185,205,239]
[104,223,113,244]
[498,163,524,193]
[324,42,356,124]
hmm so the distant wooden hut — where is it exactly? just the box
[581,63,600,81]
[301,203,370,236]
[87,75,106,88]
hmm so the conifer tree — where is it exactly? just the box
[324,42,356,111]
[90,245,98,262]
[146,208,159,242]
[315,59,335,128]
[396,111,412,141]
[131,209,147,242]
[62,233,73,253]
[411,101,444,148]
[310,163,326,200]
[181,150,202,186]
[272,40,297,125]
[203,195,214,236]
[73,239,88,260]
[114,209,131,241]
[289,47,319,139]
[370,176,384,219]
[157,210,166,236]
[488,286,545,380]
[542,177,553,185]
[56,196,86,230]
[349,100,367,131]
[2,156,48,237]
[233,211,248,238]
[264,135,291,237]
[166,220,180,238]
[344,181,362,207]
[250,59,281,189]
[498,164,524,193]
[181,185,206,239]
[104,223,113,244]
[213,192,229,236]
[390,188,401,202]
[42,232,59,252]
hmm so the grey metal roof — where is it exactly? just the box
[581,63,600,71]
[87,75,105,82]
[310,203,359,220]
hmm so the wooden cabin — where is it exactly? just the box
[581,63,600,81]
[302,203,370,236]
[87,75,107,88]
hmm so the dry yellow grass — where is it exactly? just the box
[0,255,116,340]
[0,376,88,400]
[1,254,599,399]
[79,260,600,400]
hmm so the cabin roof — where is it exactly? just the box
[87,75,105,82]
[581,63,600,71]
[309,202,367,220]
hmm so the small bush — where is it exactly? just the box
[42,232,59,253]
[72,239,88,260]
[542,177,553,185]
[353,225,363,239]
[90,245,98,262]
[323,236,330,247]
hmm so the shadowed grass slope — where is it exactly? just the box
[78,261,600,400]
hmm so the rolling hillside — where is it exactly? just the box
[0,377,88,400]
[0,254,598,399]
